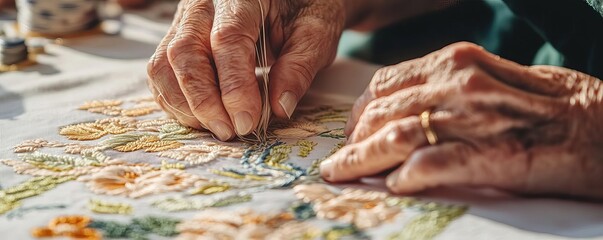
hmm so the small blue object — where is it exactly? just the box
[0,37,26,48]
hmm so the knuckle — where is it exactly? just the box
[167,36,211,64]
[444,42,482,65]
[460,68,487,94]
[385,121,411,145]
[220,77,257,97]
[211,22,254,47]
[335,147,360,170]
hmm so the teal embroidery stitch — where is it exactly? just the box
[289,201,316,220]
[5,204,67,219]
[88,216,180,240]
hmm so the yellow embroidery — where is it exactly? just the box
[294,184,401,229]
[31,215,100,240]
[60,120,134,141]
[161,160,186,170]
[0,176,75,215]
[88,199,133,215]
[103,134,183,152]
[189,183,231,195]
[79,99,161,117]
[296,140,317,157]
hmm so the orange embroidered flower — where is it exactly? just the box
[79,166,203,198]
[294,184,401,229]
[31,215,100,240]
[176,209,314,240]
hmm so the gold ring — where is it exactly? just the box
[420,110,438,145]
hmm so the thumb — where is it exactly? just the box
[268,23,341,119]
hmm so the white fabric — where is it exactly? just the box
[1,2,603,240]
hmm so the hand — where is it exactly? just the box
[147,0,345,140]
[320,42,603,199]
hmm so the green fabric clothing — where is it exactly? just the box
[341,0,603,79]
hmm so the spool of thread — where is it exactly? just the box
[16,0,100,36]
[0,37,28,65]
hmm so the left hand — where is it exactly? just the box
[319,42,603,199]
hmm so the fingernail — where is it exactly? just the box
[208,120,233,141]
[234,111,254,135]
[279,91,298,119]
[386,170,401,189]
[319,159,333,179]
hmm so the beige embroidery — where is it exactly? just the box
[158,143,244,165]
[294,184,401,229]
[79,99,161,117]
[103,134,183,152]
[79,166,204,198]
[60,120,134,141]
[176,209,316,240]
[272,121,328,139]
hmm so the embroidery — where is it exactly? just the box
[88,216,180,239]
[79,98,161,117]
[319,128,346,139]
[152,193,253,212]
[102,134,184,152]
[175,209,317,240]
[306,141,345,176]
[188,183,231,195]
[60,119,134,141]
[13,139,67,153]
[88,199,133,215]
[5,204,67,219]
[157,143,244,165]
[79,166,203,198]
[31,215,100,240]
[272,121,328,138]
[289,201,316,220]
[388,205,467,240]
[0,176,74,215]
[161,160,185,170]
[323,225,369,240]
[293,184,401,229]
[295,139,317,157]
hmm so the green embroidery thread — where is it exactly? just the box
[0,176,74,215]
[88,199,133,215]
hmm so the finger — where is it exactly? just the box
[269,13,342,119]
[147,0,202,129]
[349,85,451,144]
[344,59,426,136]
[320,115,452,182]
[211,0,265,136]
[167,0,235,141]
[386,142,477,194]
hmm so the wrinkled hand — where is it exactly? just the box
[320,42,603,199]
[147,0,344,141]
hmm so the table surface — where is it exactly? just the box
[1,2,603,240]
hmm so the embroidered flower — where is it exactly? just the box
[176,209,315,240]
[60,118,135,141]
[158,143,244,165]
[293,184,401,229]
[79,166,203,198]
[31,215,100,240]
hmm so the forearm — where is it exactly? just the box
[343,0,461,31]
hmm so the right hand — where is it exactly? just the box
[147,0,345,141]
